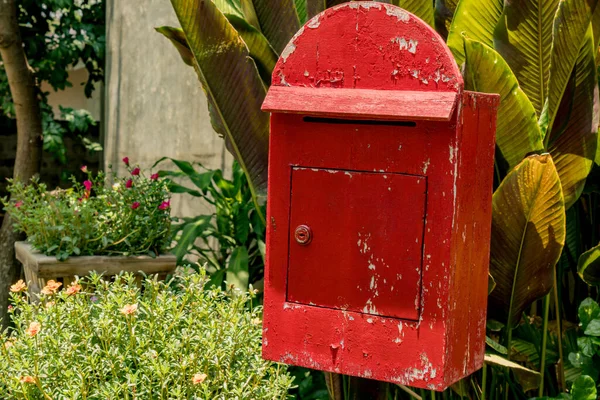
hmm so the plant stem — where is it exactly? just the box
[553,267,565,391]
[397,385,422,400]
[538,293,551,397]
[482,363,487,400]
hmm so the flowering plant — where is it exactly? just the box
[0,272,293,398]
[2,158,171,260]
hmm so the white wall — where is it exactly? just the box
[104,0,231,217]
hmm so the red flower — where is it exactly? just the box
[131,201,140,210]
[14,200,23,208]
[158,201,170,210]
[126,179,133,189]
[131,167,140,176]
[81,165,88,173]
[150,173,159,181]
[83,180,92,191]
[122,157,129,166]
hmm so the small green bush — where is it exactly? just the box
[0,272,293,399]
[2,159,171,260]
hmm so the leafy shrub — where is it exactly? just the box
[0,272,293,399]
[2,159,171,260]
[157,158,265,291]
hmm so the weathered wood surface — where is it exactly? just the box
[263,87,459,121]
[261,1,499,391]
[15,241,176,294]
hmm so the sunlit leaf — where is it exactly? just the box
[578,298,600,330]
[493,0,559,116]
[571,375,597,400]
[446,0,503,66]
[547,26,599,209]
[484,353,542,391]
[488,154,565,328]
[464,39,544,168]
[544,0,599,137]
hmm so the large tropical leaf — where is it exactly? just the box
[464,39,544,169]
[493,0,559,116]
[446,0,503,66]
[547,26,599,209]
[544,0,599,138]
[578,243,600,286]
[242,0,301,55]
[393,0,434,27]
[168,0,269,218]
[434,0,459,39]
[225,15,279,85]
[155,27,195,66]
[488,154,565,328]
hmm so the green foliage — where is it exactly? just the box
[2,161,171,260]
[157,158,265,292]
[0,0,105,162]
[0,272,294,398]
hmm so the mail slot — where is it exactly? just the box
[261,1,499,390]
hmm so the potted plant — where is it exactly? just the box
[2,158,175,295]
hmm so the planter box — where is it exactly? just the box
[15,241,176,295]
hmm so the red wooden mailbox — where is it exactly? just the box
[261,2,499,390]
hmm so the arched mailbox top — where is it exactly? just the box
[262,2,463,121]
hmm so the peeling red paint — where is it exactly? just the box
[261,2,498,391]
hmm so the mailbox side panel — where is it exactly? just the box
[443,92,498,386]
[263,113,459,390]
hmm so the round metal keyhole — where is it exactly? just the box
[294,225,312,245]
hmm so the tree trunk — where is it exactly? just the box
[0,0,43,329]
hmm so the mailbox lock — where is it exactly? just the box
[294,225,312,245]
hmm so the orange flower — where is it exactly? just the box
[120,304,138,315]
[66,283,82,295]
[41,280,62,295]
[19,376,36,384]
[25,321,41,337]
[192,373,207,385]
[10,280,26,293]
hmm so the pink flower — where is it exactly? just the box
[158,201,170,210]
[14,200,23,208]
[131,202,140,210]
[126,179,133,189]
[81,165,88,173]
[83,180,92,191]
[150,173,159,181]
[120,304,138,315]
[122,157,129,166]
[131,167,140,176]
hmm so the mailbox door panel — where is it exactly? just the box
[287,167,427,320]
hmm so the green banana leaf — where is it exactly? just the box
[243,0,301,55]
[488,154,565,328]
[493,0,559,116]
[294,0,308,25]
[464,39,544,169]
[547,26,599,210]
[434,0,458,39]
[393,0,434,27]
[578,243,600,286]
[544,0,599,138]
[213,0,244,17]
[167,0,270,222]
[226,14,279,85]
[446,0,503,66]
